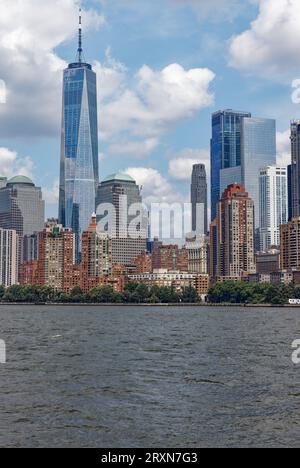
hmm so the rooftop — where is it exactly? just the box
[102,173,135,184]
[7,175,35,186]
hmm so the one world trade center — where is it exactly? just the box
[59,10,99,257]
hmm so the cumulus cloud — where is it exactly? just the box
[108,138,159,158]
[0,147,34,178]
[42,178,59,204]
[229,0,300,78]
[277,129,291,167]
[168,148,210,181]
[125,167,184,205]
[0,0,104,138]
[99,62,215,155]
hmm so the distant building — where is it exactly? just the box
[128,270,209,298]
[59,13,99,255]
[97,173,147,266]
[256,249,280,274]
[211,110,276,226]
[211,110,251,221]
[151,240,188,272]
[80,214,112,293]
[290,121,300,218]
[288,164,293,221]
[191,164,208,235]
[209,219,218,279]
[133,251,152,274]
[259,166,288,250]
[280,217,300,271]
[216,184,255,279]
[36,221,76,293]
[0,176,44,238]
[0,228,18,287]
[185,235,209,274]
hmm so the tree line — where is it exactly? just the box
[0,281,298,305]
[0,283,199,304]
[207,281,299,306]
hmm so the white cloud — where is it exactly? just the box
[98,62,215,155]
[0,147,34,178]
[108,138,159,158]
[277,129,290,167]
[0,0,104,138]
[42,178,59,204]
[125,167,184,204]
[168,148,210,181]
[229,0,300,78]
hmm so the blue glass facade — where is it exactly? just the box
[210,110,251,221]
[59,61,99,252]
[241,118,276,227]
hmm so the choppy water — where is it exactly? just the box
[0,305,300,448]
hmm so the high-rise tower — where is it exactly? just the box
[191,164,208,235]
[59,10,99,257]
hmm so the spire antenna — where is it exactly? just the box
[77,8,83,63]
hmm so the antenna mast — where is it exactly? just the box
[77,8,83,63]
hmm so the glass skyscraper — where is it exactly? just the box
[211,110,251,221]
[59,13,99,256]
[211,111,276,227]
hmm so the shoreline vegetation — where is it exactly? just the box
[0,281,299,307]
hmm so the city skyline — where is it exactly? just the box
[0,0,297,221]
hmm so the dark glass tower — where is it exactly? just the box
[59,11,99,256]
[210,110,251,221]
[191,164,208,235]
[290,120,300,219]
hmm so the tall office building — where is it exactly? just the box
[0,176,44,237]
[0,228,18,287]
[259,166,288,251]
[290,120,300,218]
[240,117,276,227]
[211,110,251,221]
[96,173,147,265]
[191,164,208,235]
[59,11,99,254]
[216,184,255,279]
[288,164,293,221]
[211,110,276,226]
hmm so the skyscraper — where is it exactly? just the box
[59,11,99,255]
[288,164,293,221]
[290,120,300,218]
[211,110,276,226]
[96,173,147,265]
[211,110,251,221]
[216,184,255,279]
[259,166,288,251]
[0,176,44,237]
[191,164,208,235]
[240,117,276,227]
[0,228,18,287]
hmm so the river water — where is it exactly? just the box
[0,305,300,448]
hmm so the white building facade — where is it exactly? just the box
[0,228,18,287]
[259,166,288,251]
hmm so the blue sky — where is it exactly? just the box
[0,0,299,218]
